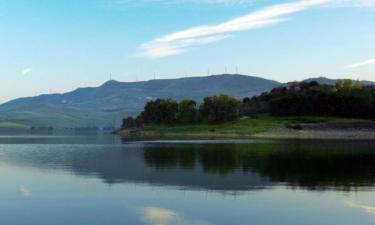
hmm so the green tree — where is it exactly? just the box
[122,117,136,129]
[335,80,343,90]
[199,95,241,123]
[143,99,178,124]
[343,79,353,91]
[177,99,197,124]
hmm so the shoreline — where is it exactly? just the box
[118,120,375,140]
[254,128,375,140]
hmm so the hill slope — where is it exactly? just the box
[0,74,280,128]
[303,77,375,86]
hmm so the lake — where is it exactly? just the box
[0,134,375,225]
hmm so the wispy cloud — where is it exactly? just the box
[140,207,210,225]
[141,34,232,57]
[19,185,32,197]
[331,0,375,7]
[111,0,255,7]
[138,0,334,58]
[21,67,33,75]
[347,58,375,68]
[344,200,375,214]
[138,0,374,58]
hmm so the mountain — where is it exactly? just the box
[0,74,280,129]
[303,77,375,86]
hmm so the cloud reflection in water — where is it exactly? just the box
[140,207,210,225]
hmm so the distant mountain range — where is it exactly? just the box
[0,74,280,129]
[1,74,373,129]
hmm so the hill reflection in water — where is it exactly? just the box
[1,138,375,192]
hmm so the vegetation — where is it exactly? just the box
[242,80,375,118]
[121,95,241,130]
[0,121,30,130]
[120,80,375,137]
[143,99,179,124]
[177,99,197,124]
[119,115,364,138]
[136,115,285,137]
[199,95,241,123]
[0,75,280,129]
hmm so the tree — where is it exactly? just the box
[343,79,353,91]
[177,99,197,124]
[135,112,144,127]
[199,95,241,123]
[354,80,363,89]
[122,117,136,129]
[143,99,178,124]
[335,80,343,90]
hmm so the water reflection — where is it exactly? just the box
[344,200,375,215]
[141,141,375,191]
[140,207,209,225]
[1,138,375,192]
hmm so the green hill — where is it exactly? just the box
[0,74,280,129]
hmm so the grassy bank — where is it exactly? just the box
[117,115,366,138]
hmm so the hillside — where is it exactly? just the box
[303,77,375,86]
[0,74,280,129]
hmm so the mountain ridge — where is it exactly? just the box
[0,74,280,128]
[2,74,374,129]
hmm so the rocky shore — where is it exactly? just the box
[254,122,375,140]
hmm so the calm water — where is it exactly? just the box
[0,135,375,225]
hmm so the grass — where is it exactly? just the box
[0,121,30,130]
[119,115,368,138]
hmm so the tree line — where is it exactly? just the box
[242,80,375,118]
[122,80,375,129]
[122,95,241,129]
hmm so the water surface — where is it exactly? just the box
[0,135,375,225]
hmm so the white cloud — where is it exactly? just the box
[347,58,375,68]
[19,185,31,197]
[21,67,33,75]
[141,34,231,58]
[138,0,374,58]
[344,200,375,214]
[139,0,334,58]
[330,0,375,7]
[111,0,255,6]
[140,207,210,225]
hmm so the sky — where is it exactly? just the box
[0,0,375,103]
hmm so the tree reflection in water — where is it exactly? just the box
[142,140,375,191]
[2,139,375,192]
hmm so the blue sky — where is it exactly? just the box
[0,0,374,103]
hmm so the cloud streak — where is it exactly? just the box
[139,0,373,58]
[347,58,375,68]
[111,0,255,7]
[139,0,333,58]
[21,67,33,75]
[331,0,375,7]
